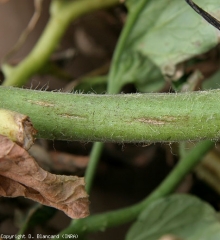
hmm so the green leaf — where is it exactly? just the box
[126,194,220,240]
[127,0,219,68]
[113,0,220,92]
[119,52,165,92]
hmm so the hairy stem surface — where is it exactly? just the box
[0,87,220,142]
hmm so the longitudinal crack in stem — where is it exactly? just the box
[59,113,86,120]
[185,0,220,30]
[137,118,165,125]
[27,100,55,107]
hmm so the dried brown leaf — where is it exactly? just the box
[0,135,89,219]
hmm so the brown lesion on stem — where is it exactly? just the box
[58,113,86,120]
[135,116,188,125]
[27,100,55,107]
[136,118,166,125]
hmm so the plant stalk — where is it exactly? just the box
[107,0,151,93]
[85,142,104,193]
[0,87,220,143]
[2,0,119,87]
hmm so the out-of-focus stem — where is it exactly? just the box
[58,140,214,237]
[2,0,119,87]
[85,142,104,193]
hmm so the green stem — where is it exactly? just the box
[2,0,119,87]
[81,0,153,227]
[72,142,104,233]
[107,0,151,93]
[83,0,150,219]
[85,0,150,206]
[57,140,213,237]
[16,222,29,239]
[0,87,220,142]
[85,142,104,193]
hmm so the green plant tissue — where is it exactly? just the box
[126,194,220,240]
[114,0,220,92]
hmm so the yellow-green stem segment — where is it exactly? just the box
[2,0,119,87]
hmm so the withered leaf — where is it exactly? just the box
[0,135,89,219]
